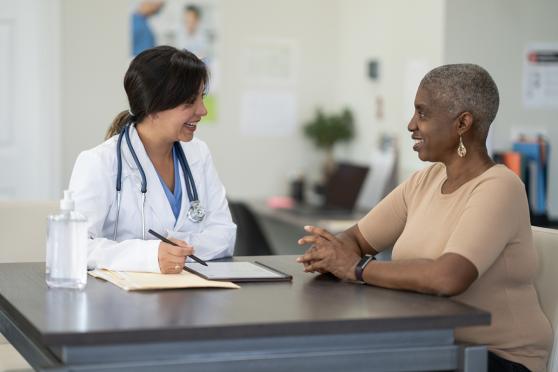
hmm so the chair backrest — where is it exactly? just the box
[0,200,58,263]
[324,162,369,210]
[228,201,274,256]
[532,226,558,371]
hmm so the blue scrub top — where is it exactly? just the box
[155,147,182,222]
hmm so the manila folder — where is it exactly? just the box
[89,269,240,291]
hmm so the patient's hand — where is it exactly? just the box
[296,225,360,281]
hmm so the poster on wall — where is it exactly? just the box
[129,0,220,124]
[239,39,299,137]
[241,39,298,86]
[523,43,558,109]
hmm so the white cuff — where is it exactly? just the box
[144,239,161,273]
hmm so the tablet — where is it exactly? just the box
[184,261,292,282]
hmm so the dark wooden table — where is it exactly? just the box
[0,256,490,371]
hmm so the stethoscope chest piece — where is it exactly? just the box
[114,124,206,241]
[187,200,205,223]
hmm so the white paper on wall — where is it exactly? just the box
[240,90,297,137]
[523,43,558,109]
[242,39,298,86]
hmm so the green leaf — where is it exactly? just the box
[303,107,355,149]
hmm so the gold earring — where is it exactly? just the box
[457,135,467,158]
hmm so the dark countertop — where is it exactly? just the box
[0,256,489,346]
[246,200,366,233]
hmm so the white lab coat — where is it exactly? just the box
[68,125,236,273]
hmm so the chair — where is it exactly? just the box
[532,226,558,372]
[228,201,274,256]
[0,200,57,372]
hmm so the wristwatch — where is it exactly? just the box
[355,254,375,282]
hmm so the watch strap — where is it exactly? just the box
[355,254,375,282]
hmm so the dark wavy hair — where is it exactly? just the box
[105,46,208,139]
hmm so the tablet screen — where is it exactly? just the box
[185,262,291,282]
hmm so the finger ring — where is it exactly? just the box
[174,265,180,270]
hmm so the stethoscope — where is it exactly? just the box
[113,123,205,240]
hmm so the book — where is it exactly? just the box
[501,151,522,177]
[88,269,240,291]
[513,141,548,215]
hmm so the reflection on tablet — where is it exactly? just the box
[185,262,292,282]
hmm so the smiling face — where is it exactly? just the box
[407,85,460,163]
[152,86,207,143]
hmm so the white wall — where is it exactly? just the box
[333,0,445,179]
[61,0,129,185]
[196,0,339,199]
[13,0,558,208]
[0,0,61,199]
[59,0,445,200]
[59,0,339,200]
[444,0,558,216]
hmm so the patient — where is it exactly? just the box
[297,64,552,372]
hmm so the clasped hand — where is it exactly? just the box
[297,225,360,281]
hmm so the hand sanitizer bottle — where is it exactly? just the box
[46,190,88,289]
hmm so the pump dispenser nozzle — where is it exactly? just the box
[60,190,75,211]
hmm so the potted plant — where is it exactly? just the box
[303,107,355,179]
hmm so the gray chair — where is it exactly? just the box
[228,201,274,256]
[533,226,558,372]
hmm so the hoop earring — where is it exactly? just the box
[457,135,467,158]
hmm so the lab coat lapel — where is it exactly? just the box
[124,125,175,230]
[173,159,190,231]
[173,141,202,232]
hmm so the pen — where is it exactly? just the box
[148,229,208,266]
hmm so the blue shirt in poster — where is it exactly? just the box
[131,13,155,56]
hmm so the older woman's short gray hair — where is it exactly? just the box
[420,64,499,139]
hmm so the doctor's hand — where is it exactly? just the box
[158,239,194,274]
[296,225,360,281]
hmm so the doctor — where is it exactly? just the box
[69,46,236,274]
